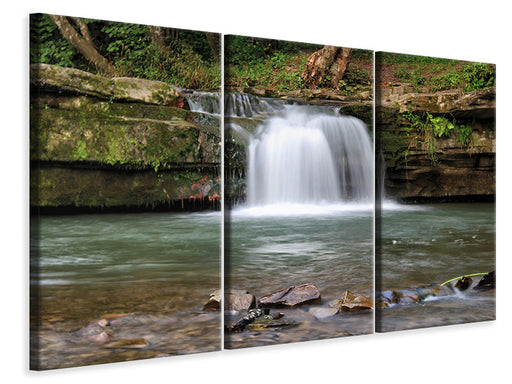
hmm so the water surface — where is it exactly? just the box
[31,211,221,369]
[377,202,495,331]
[226,207,374,348]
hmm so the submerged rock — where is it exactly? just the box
[258,284,321,307]
[227,309,289,332]
[336,290,373,312]
[103,338,149,349]
[308,307,340,319]
[89,331,113,344]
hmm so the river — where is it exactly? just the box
[30,211,221,369]
[377,202,496,331]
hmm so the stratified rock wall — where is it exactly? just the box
[30,64,220,212]
[377,87,495,201]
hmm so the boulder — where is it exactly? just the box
[454,276,473,291]
[202,290,222,311]
[226,290,256,311]
[30,63,183,107]
[258,284,321,307]
[336,290,373,312]
[203,289,257,311]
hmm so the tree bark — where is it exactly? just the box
[330,48,352,88]
[49,15,115,75]
[301,45,352,89]
[205,32,220,61]
[149,26,170,55]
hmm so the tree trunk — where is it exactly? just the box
[49,15,115,75]
[330,48,352,88]
[149,26,170,55]
[205,32,220,60]
[301,45,352,89]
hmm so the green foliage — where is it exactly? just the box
[30,15,220,90]
[30,14,88,69]
[225,36,321,65]
[456,124,473,147]
[429,62,495,92]
[403,111,473,164]
[379,53,456,66]
[345,67,371,86]
[462,62,495,91]
[394,67,411,81]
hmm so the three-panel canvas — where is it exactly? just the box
[30,14,496,370]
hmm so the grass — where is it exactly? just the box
[225,49,373,96]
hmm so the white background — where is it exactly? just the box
[2,1,510,382]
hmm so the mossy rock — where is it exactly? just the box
[30,63,183,106]
[31,167,219,209]
[30,105,220,169]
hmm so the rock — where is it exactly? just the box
[226,290,256,311]
[202,290,222,311]
[337,290,373,312]
[227,308,268,333]
[30,63,183,106]
[228,309,292,332]
[258,284,321,307]
[416,285,453,300]
[377,87,495,202]
[89,331,113,344]
[308,307,339,319]
[203,289,257,311]
[247,316,297,331]
[96,318,110,327]
[103,338,149,349]
[473,271,495,291]
[454,276,473,291]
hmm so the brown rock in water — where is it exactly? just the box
[203,290,222,311]
[103,338,149,349]
[226,290,256,311]
[455,276,473,291]
[89,332,113,344]
[258,284,321,307]
[474,271,496,291]
[202,289,257,311]
[337,290,373,312]
[396,290,420,304]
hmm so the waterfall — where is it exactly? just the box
[246,107,373,209]
[225,92,285,118]
[185,91,220,115]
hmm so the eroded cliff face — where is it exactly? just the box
[377,87,495,201]
[30,64,221,212]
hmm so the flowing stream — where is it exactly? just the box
[31,210,221,369]
[377,202,495,331]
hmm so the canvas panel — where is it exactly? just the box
[29,14,221,369]
[374,51,496,332]
[223,36,374,348]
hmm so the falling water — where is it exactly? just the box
[246,107,373,209]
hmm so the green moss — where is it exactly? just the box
[32,167,219,208]
[338,103,372,126]
[378,130,410,169]
[31,104,219,171]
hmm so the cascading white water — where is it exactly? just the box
[246,107,373,209]
[225,93,284,118]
